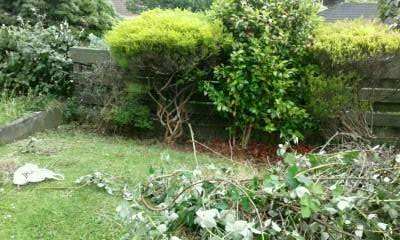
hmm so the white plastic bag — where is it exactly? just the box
[13,163,64,186]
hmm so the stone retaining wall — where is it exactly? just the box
[0,108,63,145]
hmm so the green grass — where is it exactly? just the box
[0,127,232,239]
[0,95,57,126]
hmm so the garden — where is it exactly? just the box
[0,0,400,239]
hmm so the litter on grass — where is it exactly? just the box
[13,163,64,186]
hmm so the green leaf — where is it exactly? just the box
[214,201,229,210]
[310,183,324,195]
[300,195,320,218]
[301,206,312,218]
[307,154,323,167]
[286,165,299,189]
[332,185,344,198]
[296,175,313,186]
[263,175,280,188]
[241,197,251,212]
[284,153,297,165]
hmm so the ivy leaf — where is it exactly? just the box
[284,153,297,165]
[301,206,312,218]
[194,209,219,229]
[377,222,387,231]
[286,165,299,189]
[310,183,324,195]
[214,201,229,210]
[295,186,310,198]
[300,195,320,218]
[229,187,241,201]
[296,175,313,186]
[241,197,251,212]
[337,199,352,211]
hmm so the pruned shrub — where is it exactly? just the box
[127,0,213,13]
[313,20,400,66]
[308,20,400,139]
[0,21,76,96]
[78,145,400,239]
[204,0,319,148]
[106,9,225,144]
[0,0,117,36]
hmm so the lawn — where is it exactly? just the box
[0,126,230,239]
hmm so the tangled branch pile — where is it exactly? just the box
[114,146,400,239]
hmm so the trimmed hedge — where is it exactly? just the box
[105,9,225,143]
[128,0,213,13]
[313,20,400,65]
[105,9,224,65]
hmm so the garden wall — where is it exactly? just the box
[0,108,63,145]
[69,47,400,141]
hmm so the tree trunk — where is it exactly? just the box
[240,125,253,149]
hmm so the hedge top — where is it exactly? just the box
[105,9,224,65]
[313,19,400,65]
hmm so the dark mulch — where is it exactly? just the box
[178,139,314,165]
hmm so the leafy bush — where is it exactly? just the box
[204,0,318,148]
[72,61,153,131]
[0,0,116,36]
[127,0,213,13]
[378,0,400,28]
[106,9,225,143]
[306,73,360,120]
[308,20,400,138]
[109,99,153,130]
[313,20,400,66]
[0,21,76,96]
[79,145,400,239]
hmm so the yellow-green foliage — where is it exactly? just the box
[105,9,224,65]
[313,19,400,65]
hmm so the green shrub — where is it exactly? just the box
[127,0,213,13]
[105,9,223,65]
[378,0,400,27]
[106,9,225,143]
[306,20,400,138]
[0,0,117,36]
[110,99,153,130]
[306,73,360,120]
[204,0,318,148]
[0,21,76,96]
[313,20,400,66]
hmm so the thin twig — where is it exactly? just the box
[188,123,199,168]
